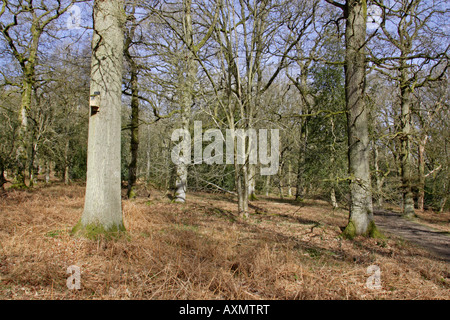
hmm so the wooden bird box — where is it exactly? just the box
[90,91,101,115]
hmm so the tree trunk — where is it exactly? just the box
[231,122,249,217]
[125,13,140,199]
[417,136,427,211]
[0,164,7,191]
[331,188,339,209]
[16,79,32,186]
[45,161,50,184]
[330,118,338,209]
[439,191,447,213]
[174,0,196,203]
[74,0,126,238]
[342,0,379,239]
[28,137,38,187]
[287,160,292,197]
[174,122,189,203]
[146,148,151,181]
[278,161,284,199]
[399,81,415,218]
[248,163,257,200]
[295,66,311,202]
[236,165,249,217]
[373,141,384,208]
[265,174,271,196]
[238,136,249,217]
[295,125,307,201]
[64,140,70,185]
[16,23,41,187]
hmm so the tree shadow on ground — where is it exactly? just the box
[195,200,357,263]
[207,198,450,264]
[258,196,338,211]
[258,196,303,206]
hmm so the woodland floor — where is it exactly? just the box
[0,182,449,300]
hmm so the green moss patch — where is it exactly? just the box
[341,219,385,240]
[71,220,126,240]
[249,193,259,201]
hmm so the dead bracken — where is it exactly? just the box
[0,183,449,300]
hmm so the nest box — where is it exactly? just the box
[90,91,101,115]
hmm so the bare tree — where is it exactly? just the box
[326,0,380,238]
[73,0,126,238]
[200,0,316,216]
[124,3,140,199]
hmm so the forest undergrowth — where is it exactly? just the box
[0,183,449,300]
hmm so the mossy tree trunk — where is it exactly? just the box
[399,67,416,218]
[339,0,379,239]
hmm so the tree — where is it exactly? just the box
[124,4,140,199]
[326,0,380,238]
[172,0,197,203]
[73,0,126,238]
[144,0,219,203]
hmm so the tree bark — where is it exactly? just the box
[373,142,384,208]
[331,188,339,209]
[295,70,310,202]
[295,121,307,201]
[16,79,32,185]
[124,10,140,199]
[74,0,126,237]
[0,163,7,191]
[127,68,139,198]
[287,160,292,197]
[399,76,415,218]
[16,26,39,186]
[237,129,249,217]
[64,140,70,185]
[45,161,50,184]
[265,174,271,196]
[174,0,196,203]
[417,136,427,211]
[248,163,257,200]
[342,0,379,239]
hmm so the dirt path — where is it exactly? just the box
[374,210,450,263]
